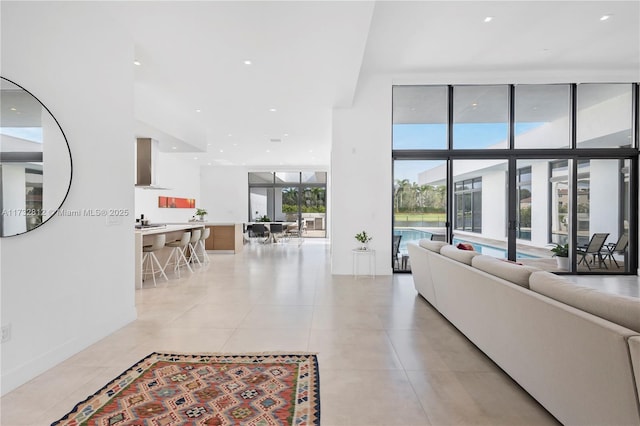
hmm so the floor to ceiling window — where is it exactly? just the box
[393,160,446,272]
[392,83,638,274]
[454,177,482,233]
[248,171,327,238]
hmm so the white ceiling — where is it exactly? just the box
[97,1,639,168]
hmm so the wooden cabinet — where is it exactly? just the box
[204,224,243,252]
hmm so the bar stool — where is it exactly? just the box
[187,229,202,266]
[163,232,193,278]
[197,228,211,264]
[142,234,168,288]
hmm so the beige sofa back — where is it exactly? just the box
[416,250,640,425]
[530,271,640,333]
[472,255,539,289]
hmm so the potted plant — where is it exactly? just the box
[550,243,569,269]
[355,230,373,250]
[258,215,271,222]
[195,208,208,221]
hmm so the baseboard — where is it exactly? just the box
[0,307,136,396]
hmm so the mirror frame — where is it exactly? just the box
[1,76,73,237]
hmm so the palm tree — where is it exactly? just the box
[394,179,411,212]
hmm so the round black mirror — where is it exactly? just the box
[0,77,72,237]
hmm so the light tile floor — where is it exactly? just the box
[7,238,635,425]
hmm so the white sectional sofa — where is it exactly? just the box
[408,239,640,426]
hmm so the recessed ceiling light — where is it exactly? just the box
[219,149,224,153]
[10,107,16,111]
[244,60,252,65]
[207,143,212,146]
[233,143,238,146]
[172,146,177,150]
[269,108,277,112]
[266,149,271,153]
[484,16,493,23]
[284,133,289,137]
[228,133,233,137]
[195,109,201,113]
[207,162,212,166]
[600,14,611,21]
[133,60,141,66]
[472,103,478,107]
[194,157,199,160]
[309,149,313,153]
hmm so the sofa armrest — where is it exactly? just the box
[629,336,640,410]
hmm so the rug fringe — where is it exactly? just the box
[151,351,319,356]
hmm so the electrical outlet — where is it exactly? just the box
[1,324,11,343]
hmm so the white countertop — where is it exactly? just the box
[135,223,206,235]
[166,222,242,226]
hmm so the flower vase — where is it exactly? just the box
[359,242,369,251]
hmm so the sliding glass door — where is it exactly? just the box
[248,171,327,238]
[392,83,638,274]
[393,160,447,272]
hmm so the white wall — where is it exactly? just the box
[481,170,508,241]
[529,161,550,248]
[200,166,250,223]
[589,160,620,241]
[0,2,136,394]
[134,153,201,223]
[332,75,392,275]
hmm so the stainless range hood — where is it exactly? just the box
[135,137,170,189]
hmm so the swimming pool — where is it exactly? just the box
[394,228,433,253]
[452,238,539,259]
[394,228,540,259]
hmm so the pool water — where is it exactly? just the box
[393,228,539,259]
[453,238,539,259]
[394,228,433,253]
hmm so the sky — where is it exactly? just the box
[393,122,542,182]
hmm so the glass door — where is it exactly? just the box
[575,159,631,273]
[393,159,447,271]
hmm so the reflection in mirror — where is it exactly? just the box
[0,77,72,237]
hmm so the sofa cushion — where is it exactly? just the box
[440,244,479,265]
[471,255,538,288]
[529,271,640,333]
[419,239,448,253]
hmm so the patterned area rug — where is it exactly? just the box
[52,352,320,426]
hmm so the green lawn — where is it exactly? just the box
[394,212,446,222]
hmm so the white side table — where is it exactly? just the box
[352,249,376,278]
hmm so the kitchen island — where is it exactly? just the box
[135,222,244,289]
[135,223,206,289]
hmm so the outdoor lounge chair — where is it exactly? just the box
[601,233,628,268]
[576,233,610,270]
